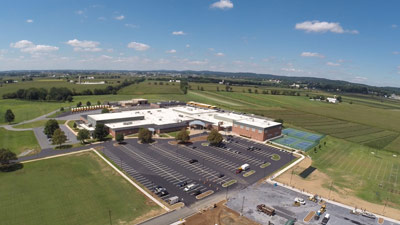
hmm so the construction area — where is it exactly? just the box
[226,182,397,225]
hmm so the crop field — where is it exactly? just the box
[0,78,121,97]
[118,81,183,95]
[0,152,161,225]
[308,137,400,208]
[187,90,400,153]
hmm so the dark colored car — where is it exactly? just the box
[177,181,188,187]
[192,146,197,149]
[236,169,242,174]
[193,190,202,196]
[218,173,225,178]
[189,159,198,164]
[159,191,169,197]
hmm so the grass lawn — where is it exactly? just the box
[0,128,40,155]
[0,152,161,225]
[13,120,66,129]
[308,136,400,209]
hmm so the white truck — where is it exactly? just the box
[236,163,250,174]
[167,196,179,205]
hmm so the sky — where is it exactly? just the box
[0,0,400,87]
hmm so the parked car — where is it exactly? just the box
[184,183,197,192]
[159,191,169,197]
[192,146,197,149]
[193,190,202,196]
[189,159,198,164]
[294,197,306,205]
[154,186,166,195]
[177,181,188,187]
[218,173,225,178]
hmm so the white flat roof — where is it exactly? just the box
[87,104,281,130]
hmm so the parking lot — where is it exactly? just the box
[100,134,295,206]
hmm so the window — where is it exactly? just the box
[240,125,243,129]
[234,124,238,128]
[245,127,249,130]
[258,129,262,134]
[252,128,255,132]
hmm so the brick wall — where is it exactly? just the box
[232,124,282,141]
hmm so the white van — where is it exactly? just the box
[184,183,196,192]
[241,163,250,171]
[167,196,179,205]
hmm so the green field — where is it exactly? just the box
[13,120,66,129]
[118,81,183,95]
[0,152,160,225]
[0,95,133,124]
[0,78,122,97]
[0,128,39,155]
[308,136,400,208]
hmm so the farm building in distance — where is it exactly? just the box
[79,103,282,141]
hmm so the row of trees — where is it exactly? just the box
[3,87,73,102]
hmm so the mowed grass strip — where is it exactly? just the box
[13,120,66,129]
[0,152,161,225]
[0,127,39,155]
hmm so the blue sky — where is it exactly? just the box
[1,0,400,87]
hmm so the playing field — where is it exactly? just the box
[308,136,400,208]
[0,152,161,225]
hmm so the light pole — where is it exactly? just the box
[226,185,229,200]
[289,169,294,186]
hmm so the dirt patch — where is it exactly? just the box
[275,157,400,220]
[304,211,315,222]
[185,200,260,225]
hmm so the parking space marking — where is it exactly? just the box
[207,144,263,166]
[150,145,231,185]
[179,145,239,171]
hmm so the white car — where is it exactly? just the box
[183,183,196,192]
[295,197,306,205]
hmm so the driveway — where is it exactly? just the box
[33,125,79,149]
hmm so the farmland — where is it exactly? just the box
[0,152,161,225]
[118,81,183,95]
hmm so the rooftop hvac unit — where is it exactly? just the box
[123,122,133,125]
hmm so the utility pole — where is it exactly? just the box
[109,209,112,225]
[289,169,294,186]
[226,186,229,200]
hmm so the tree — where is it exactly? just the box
[138,128,152,143]
[97,100,101,105]
[248,88,252,93]
[86,101,91,106]
[216,86,220,92]
[0,148,17,166]
[52,128,67,147]
[336,96,342,102]
[60,107,64,112]
[116,133,124,143]
[175,128,190,143]
[76,101,82,107]
[274,118,284,124]
[207,129,223,146]
[4,109,15,124]
[44,119,59,138]
[77,129,90,144]
[66,95,73,102]
[93,124,108,141]
[200,86,204,91]
[254,89,258,94]
[101,108,110,113]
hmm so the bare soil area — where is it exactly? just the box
[184,200,260,225]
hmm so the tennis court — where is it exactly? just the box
[272,128,323,151]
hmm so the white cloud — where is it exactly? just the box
[215,52,225,56]
[66,39,102,52]
[210,0,234,9]
[392,24,398,29]
[75,10,85,15]
[393,51,400,55]
[125,23,138,28]
[186,44,190,48]
[10,40,59,54]
[326,62,340,66]
[300,52,325,58]
[166,49,177,54]
[398,66,400,74]
[115,15,125,20]
[354,76,367,81]
[100,55,113,60]
[127,42,150,51]
[295,20,358,34]
[172,31,186,35]
[26,19,34,23]
[98,17,106,21]
[281,67,303,72]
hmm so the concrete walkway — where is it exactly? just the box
[0,109,59,131]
